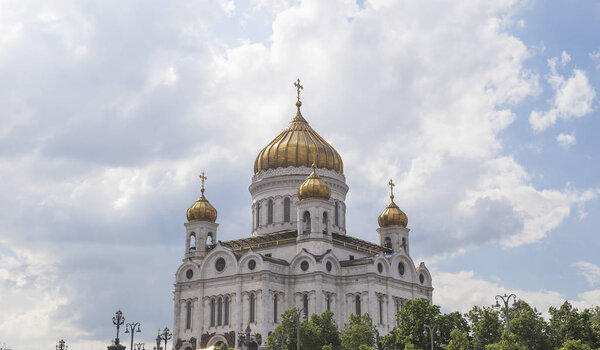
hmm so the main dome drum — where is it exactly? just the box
[254,101,344,175]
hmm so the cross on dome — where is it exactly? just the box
[199,172,207,195]
[294,78,303,102]
[389,179,395,201]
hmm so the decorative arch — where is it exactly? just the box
[207,334,228,347]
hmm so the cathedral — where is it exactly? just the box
[172,81,433,350]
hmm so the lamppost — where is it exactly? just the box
[134,343,145,350]
[160,327,172,350]
[239,324,252,350]
[112,310,125,346]
[423,323,440,350]
[154,329,162,350]
[56,339,68,350]
[125,322,141,350]
[495,293,517,335]
[296,307,306,350]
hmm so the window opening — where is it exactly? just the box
[284,197,291,222]
[303,211,311,234]
[186,301,192,329]
[268,199,274,224]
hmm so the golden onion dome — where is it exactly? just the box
[254,80,343,175]
[298,163,332,201]
[378,179,408,228]
[187,173,217,223]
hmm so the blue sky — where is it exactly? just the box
[0,0,599,349]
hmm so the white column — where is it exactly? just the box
[196,286,204,342]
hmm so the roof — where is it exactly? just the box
[207,230,391,256]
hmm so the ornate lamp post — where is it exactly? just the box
[125,322,141,350]
[134,343,145,350]
[56,339,68,350]
[495,293,517,335]
[112,310,125,345]
[423,323,440,350]
[296,307,307,350]
[239,323,252,350]
[153,329,162,350]
[160,327,172,350]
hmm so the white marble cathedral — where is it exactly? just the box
[172,81,433,350]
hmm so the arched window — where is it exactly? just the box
[384,237,392,249]
[303,294,309,320]
[273,294,278,323]
[210,299,216,326]
[284,197,291,222]
[378,296,384,325]
[224,296,230,325]
[334,202,339,226]
[186,300,192,329]
[249,293,256,323]
[207,233,213,245]
[401,237,407,249]
[267,199,274,224]
[189,233,196,252]
[322,212,328,234]
[217,297,223,326]
[326,294,331,311]
[303,211,311,234]
[355,295,361,316]
[256,203,261,228]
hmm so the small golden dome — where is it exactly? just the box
[187,173,217,223]
[298,164,331,201]
[254,80,343,175]
[378,179,408,228]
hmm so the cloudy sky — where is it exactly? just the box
[1,0,599,349]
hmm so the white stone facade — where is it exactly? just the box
[173,144,432,350]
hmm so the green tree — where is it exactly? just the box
[437,311,470,346]
[358,345,378,350]
[383,298,441,349]
[267,309,341,350]
[215,343,230,350]
[548,301,600,348]
[508,300,551,350]
[444,329,470,350]
[340,313,377,350]
[558,339,593,350]
[467,306,503,350]
[484,332,527,350]
[322,345,334,350]
[404,342,422,350]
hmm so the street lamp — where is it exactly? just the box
[134,343,145,350]
[495,293,517,335]
[154,329,162,350]
[239,323,252,350]
[56,339,68,350]
[423,323,440,350]
[296,307,307,350]
[160,327,172,350]
[125,322,141,350]
[112,310,125,345]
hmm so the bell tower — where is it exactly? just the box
[377,179,410,254]
[184,172,218,260]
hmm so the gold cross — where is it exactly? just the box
[199,172,207,194]
[388,179,395,199]
[294,78,303,102]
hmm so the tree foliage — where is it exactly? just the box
[340,313,377,350]
[444,329,470,350]
[267,308,341,350]
[467,306,503,350]
[484,332,527,350]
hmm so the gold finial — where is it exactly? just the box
[199,172,207,195]
[294,78,304,108]
[388,179,395,201]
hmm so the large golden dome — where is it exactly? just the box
[254,84,343,175]
[378,180,408,228]
[187,173,218,223]
[298,164,332,201]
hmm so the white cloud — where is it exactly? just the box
[530,52,596,131]
[590,51,600,70]
[557,132,576,148]
[435,270,599,315]
[574,261,600,287]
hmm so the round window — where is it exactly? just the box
[186,269,194,279]
[377,262,383,273]
[248,259,256,270]
[300,261,309,271]
[398,262,405,276]
[326,261,332,272]
[215,257,226,272]
[419,273,425,284]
